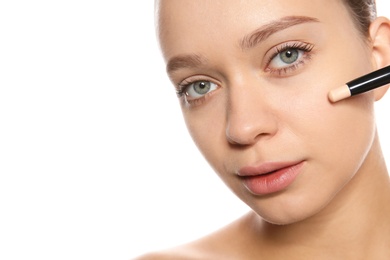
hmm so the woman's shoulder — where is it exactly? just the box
[132,249,191,260]
[133,240,222,260]
[133,241,227,260]
[133,212,257,260]
[133,234,225,260]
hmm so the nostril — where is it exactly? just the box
[225,124,261,146]
[225,116,277,146]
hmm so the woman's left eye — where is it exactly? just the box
[267,42,314,75]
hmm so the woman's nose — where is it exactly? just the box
[225,84,278,146]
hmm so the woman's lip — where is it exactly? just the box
[238,161,305,195]
[238,161,304,177]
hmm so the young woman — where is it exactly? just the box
[137,0,390,258]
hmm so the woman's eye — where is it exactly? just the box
[266,42,314,75]
[280,49,300,64]
[269,48,303,68]
[182,80,218,100]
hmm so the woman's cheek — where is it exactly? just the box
[182,104,226,160]
[307,94,376,173]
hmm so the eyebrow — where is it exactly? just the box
[166,54,206,75]
[239,16,319,50]
[166,16,319,74]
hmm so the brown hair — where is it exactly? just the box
[342,0,377,36]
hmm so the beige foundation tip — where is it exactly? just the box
[328,85,351,103]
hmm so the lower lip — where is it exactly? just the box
[242,161,305,195]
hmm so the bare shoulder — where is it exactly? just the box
[132,245,209,260]
[132,212,256,260]
[132,241,219,260]
[132,250,187,260]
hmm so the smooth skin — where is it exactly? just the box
[137,0,390,259]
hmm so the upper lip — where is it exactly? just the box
[237,161,303,177]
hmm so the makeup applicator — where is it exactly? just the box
[328,65,390,103]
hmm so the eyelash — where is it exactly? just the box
[266,42,314,76]
[176,85,186,97]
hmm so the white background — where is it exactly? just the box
[0,1,389,259]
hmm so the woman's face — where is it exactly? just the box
[157,0,379,224]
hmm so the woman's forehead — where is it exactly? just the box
[156,0,347,40]
[156,0,343,21]
[156,0,352,58]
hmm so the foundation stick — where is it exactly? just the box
[328,65,390,103]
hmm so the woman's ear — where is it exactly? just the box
[369,17,390,101]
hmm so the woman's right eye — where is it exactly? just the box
[179,80,219,101]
